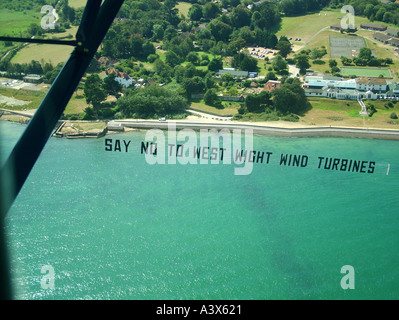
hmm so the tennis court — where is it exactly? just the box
[329,36,367,58]
[340,67,392,78]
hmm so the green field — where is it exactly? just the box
[190,100,238,116]
[340,67,392,78]
[12,43,73,65]
[176,2,192,18]
[276,9,369,45]
[68,0,87,9]
[0,9,41,36]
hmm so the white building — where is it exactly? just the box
[355,77,387,92]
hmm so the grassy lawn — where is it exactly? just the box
[190,100,239,116]
[298,29,399,79]
[305,97,399,128]
[12,43,73,65]
[0,86,88,116]
[70,121,106,131]
[0,86,45,110]
[289,12,399,80]
[64,90,89,115]
[277,9,355,44]
[68,0,87,9]
[176,2,192,18]
[11,25,78,66]
[0,9,42,57]
[0,9,41,36]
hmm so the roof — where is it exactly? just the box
[216,69,249,77]
[330,24,342,29]
[373,32,392,41]
[386,27,399,36]
[23,74,42,79]
[305,88,324,93]
[356,77,387,85]
[389,38,399,46]
[360,23,387,30]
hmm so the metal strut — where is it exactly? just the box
[0,0,125,299]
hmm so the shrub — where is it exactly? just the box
[390,112,398,119]
[281,113,299,122]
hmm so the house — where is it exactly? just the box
[389,38,399,47]
[23,74,42,84]
[97,56,116,67]
[356,77,387,92]
[330,24,342,31]
[373,32,392,44]
[304,88,326,97]
[360,23,387,31]
[373,32,399,47]
[386,27,399,38]
[264,80,282,92]
[105,68,134,88]
[305,76,357,90]
[322,87,378,100]
[216,69,249,79]
[250,81,259,88]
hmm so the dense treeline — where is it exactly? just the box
[330,0,399,26]
[0,0,57,11]
[116,85,189,119]
[279,0,332,16]
[101,0,282,63]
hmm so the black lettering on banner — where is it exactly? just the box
[105,138,112,151]
[141,142,157,155]
[105,139,131,152]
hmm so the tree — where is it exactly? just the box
[103,73,123,98]
[152,24,164,41]
[181,76,205,96]
[84,74,107,109]
[186,52,200,64]
[188,4,202,21]
[204,88,220,106]
[231,5,251,28]
[154,58,173,82]
[203,2,221,20]
[208,57,223,72]
[232,52,258,72]
[295,54,310,75]
[165,50,182,67]
[245,91,272,113]
[358,47,372,61]
[116,85,188,118]
[272,81,310,115]
[208,20,233,42]
[329,59,338,68]
[276,39,292,58]
[271,54,288,74]
[341,56,352,66]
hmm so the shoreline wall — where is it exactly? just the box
[110,120,399,141]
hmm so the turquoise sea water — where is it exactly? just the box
[1,121,399,300]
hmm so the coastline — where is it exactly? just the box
[107,118,399,140]
[2,109,399,140]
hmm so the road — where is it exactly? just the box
[187,109,232,121]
